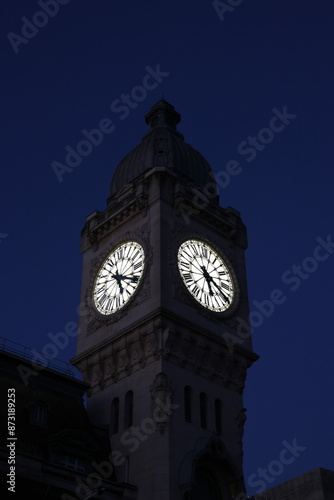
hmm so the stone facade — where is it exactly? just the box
[72,100,258,499]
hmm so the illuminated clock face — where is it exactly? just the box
[93,241,145,315]
[177,239,235,312]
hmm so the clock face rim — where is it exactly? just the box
[93,241,145,316]
[177,239,236,313]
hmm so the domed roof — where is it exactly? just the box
[110,100,217,198]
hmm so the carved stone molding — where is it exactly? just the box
[73,314,255,395]
[73,326,159,394]
[164,325,253,393]
[82,187,149,252]
[150,372,174,435]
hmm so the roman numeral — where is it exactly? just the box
[220,282,230,291]
[99,294,108,307]
[134,261,142,270]
[219,290,230,303]
[183,272,192,282]
[180,260,190,269]
[202,246,208,258]
[117,248,123,259]
[106,298,113,311]
[190,244,199,255]
[192,285,200,297]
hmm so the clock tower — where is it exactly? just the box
[72,100,258,500]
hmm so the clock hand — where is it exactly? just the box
[111,273,124,293]
[116,278,124,294]
[200,266,214,296]
[117,274,139,283]
[206,279,214,296]
[210,278,230,303]
[200,266,230,303]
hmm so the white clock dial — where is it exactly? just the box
[93,241,145,315]
[178,239,235,312]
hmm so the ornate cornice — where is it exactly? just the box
[81,183,148,253]
[173,182,247,248]
[72,313,256,396]
[164,326,250,393]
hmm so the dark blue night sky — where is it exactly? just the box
[1,1,334,496]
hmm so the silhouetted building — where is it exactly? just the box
[254,467,334,499]
[0,345,136,499]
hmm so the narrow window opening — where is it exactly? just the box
[111,397,119,435]
[184,386,192,423]
[124,390,133,428]
[200,392,207,429]
[215,399,222,435]
[29,401,47,428]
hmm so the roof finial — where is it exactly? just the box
[145,100,180,131]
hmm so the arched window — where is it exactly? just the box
[29,401,47,427]
[200,392,207,429]
[215,399,222,435]
[111,397,119,435]
[184,386,192,423]
[124,390,133,428]
[35,404,46,425]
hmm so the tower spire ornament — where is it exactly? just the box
[145,99,181,131]
[72,100,258,500]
